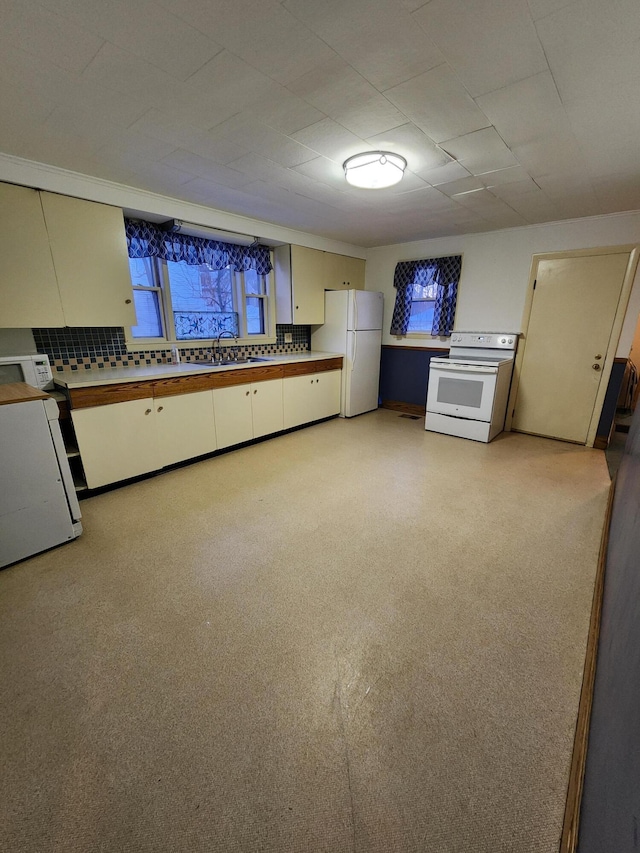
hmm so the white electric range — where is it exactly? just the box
[425,332,519,442]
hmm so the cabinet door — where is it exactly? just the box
[323,252,348,289]
[40,192,136,328]
[213,384,254,449]
[290,245,325,324]
[344,256,365,290]
[0,182,64,327]
[72,398,158,489]
[283,374,316,429]
[251,379,283,438]
[313,370,342,420]
[155,391,216,468]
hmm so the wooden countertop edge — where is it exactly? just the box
[68,356,343,409]
[0,382,50,406]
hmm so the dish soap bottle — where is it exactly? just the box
[170,345,181,364]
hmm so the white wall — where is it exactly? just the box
[366,212,640,357]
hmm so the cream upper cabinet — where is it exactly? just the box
[324,253,365,290]
[275,245,326,325]
[40,192,136,328]
[0,182,65,327]
[275,245,366,325]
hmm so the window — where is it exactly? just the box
[390,255,462,338]
[128,258,274,346]
[407,268,439,333]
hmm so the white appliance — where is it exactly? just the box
[426,332,518,442]
[0,390,82,568]
[0,353,54,390]
[311,290,384,417]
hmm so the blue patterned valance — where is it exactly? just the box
[390,255,461,337]
[125,219,273,274]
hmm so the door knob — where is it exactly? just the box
[592,364,601,371]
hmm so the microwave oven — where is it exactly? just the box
[0,354,54,390]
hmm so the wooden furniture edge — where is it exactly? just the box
[380,399,426,417]
[0,382,50,406]
[68,357,343,408]
[559,477,616,853]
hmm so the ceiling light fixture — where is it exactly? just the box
[343,151,407,189]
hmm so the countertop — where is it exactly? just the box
[0,382,50,406]
[53,351,343,389]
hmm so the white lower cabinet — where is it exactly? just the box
[283,370,341,429]
[155,391,217,468]
[213,379,283,449]
[72,391,217,489]
[72,398,159,489]
[70,366,340,490]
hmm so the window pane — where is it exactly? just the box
[408,301,435,333]
[129,257,157,288]
[411,281,438,300]
[168,261,239,340]
[244,269,265,296]
[131,289,163,338]
[246,297,265,335]
[167,261,234,312]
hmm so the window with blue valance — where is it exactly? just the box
[390,255,462,337]
[124,218,273,275]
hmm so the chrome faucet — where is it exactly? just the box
[215,330,237,362]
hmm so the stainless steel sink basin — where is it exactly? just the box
[195,356,272,367]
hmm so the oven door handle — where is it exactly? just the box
[433,364,498,375]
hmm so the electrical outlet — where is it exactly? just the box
[284,333,293,343]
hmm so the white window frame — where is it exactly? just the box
[125,255,277,350]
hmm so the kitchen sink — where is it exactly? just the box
[194,356,272,367]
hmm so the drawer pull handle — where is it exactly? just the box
[253,389,257,394]
[125,298,132,304]
[145,408,152,415]
[157,405,163,412]
[245,391,250,396]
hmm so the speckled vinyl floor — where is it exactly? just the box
[0,410,611,852]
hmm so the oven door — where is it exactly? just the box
[426,362,498,422]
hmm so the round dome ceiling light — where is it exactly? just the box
[343,151,407,189]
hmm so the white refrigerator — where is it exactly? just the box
[311,290,384,417]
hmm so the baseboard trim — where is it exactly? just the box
[380,400,425,417]
[560,477,616,853]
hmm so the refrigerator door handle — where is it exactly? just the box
[354,293,358,331]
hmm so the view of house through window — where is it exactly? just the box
[407,267,439,333]
[129,258,272,343]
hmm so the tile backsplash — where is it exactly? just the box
[33,325,310,372]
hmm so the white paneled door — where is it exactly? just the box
[512,250,635,444]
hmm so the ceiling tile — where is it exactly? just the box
[412,0,548,98]
[437,176,486,197]
[478,166,532,186]
[250,91,327,136]
[291,118,367,162]
[80,42,185,107]
[366,124,450,173]
[440,128,519,175]
[384,64,492,143]
[0,2,104,74]
[284,0,445,91]
[487,177,544,200]
[535,0,640,102]
[159,150,253,188]
[127,110,214,150]
[187,51,283,109]
[415,161,472,186]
